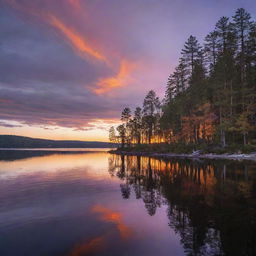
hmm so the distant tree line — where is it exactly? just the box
[110,8,256,148]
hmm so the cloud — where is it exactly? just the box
[73,119,120,131]
[2,0,143,97]
[0,0,163,134]
[3,0,106,63]
[68,0,81,9]
[0,121,22,128]
[94,60,136,94]
[3,0,253,138]
[48,14,106,62]
[0,82,121,130]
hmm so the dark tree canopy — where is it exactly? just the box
[111,8,256,150]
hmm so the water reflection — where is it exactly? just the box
[92,205,133,240]
[0,149,110,161]
[68,236,106,256]
[1,151,255,256]
[109,154,256,256]
[68,205,132,256]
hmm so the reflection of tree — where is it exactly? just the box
[142,190,157,216]
[108,154,256,256]
[117,155,126,180]
[120,184,130,199]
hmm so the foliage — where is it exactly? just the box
[110,8,256,150]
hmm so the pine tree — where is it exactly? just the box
[213,16,237,147]
[245,23,256,143]
[233,8,252,110]
[133,107,142,144]
[121,107,131,124]
[114,8,255,149]
[109,126,116,143]
[204,31,218,71]
[120,107,132,146]
[117,124,126,148]
[166,58,187,103]
[181,35,202,76]
[143,90,160,143]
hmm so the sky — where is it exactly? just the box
[0,0,255,141]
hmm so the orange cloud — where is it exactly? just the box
[94,60,136,94]
[48,15,106,62]
[92,205,132,239]
[4,0,137,94]
[3,0,106,62]
[68,0,81,9]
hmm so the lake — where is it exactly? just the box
[0,150,255,256]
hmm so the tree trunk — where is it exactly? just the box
[138,135,141,145]
[219,106,226,147]
[221,129,226,148]
[243,132,247,146]
[230,80,233,116]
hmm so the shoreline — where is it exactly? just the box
[109,150,256,162]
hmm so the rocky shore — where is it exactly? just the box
[109,150,256,162]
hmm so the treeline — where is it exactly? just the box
[0,135,117,148]
[110,8,256,149]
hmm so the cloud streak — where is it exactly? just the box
[3,0,140,96]
[3,0,106,63]
[94,60,136,94]
[68,0,81,9]
[48,14,106,62]
[0,121,22,128]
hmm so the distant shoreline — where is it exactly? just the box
[0,135,117,148]
[0,148,111,151]
[110,150,256,162]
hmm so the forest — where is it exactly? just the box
[109,8,256,153]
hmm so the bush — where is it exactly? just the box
[241,144,256,154]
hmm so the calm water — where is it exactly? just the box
[0,150,256,256]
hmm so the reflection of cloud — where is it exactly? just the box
[94,60,136,94]
[69,236,105,256]
[67,205,132,256]
[92,205,132,239]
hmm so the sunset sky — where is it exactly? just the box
[0,0,255,141]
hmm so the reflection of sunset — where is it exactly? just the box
[92,205,132,239]
[0,152,113,181]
